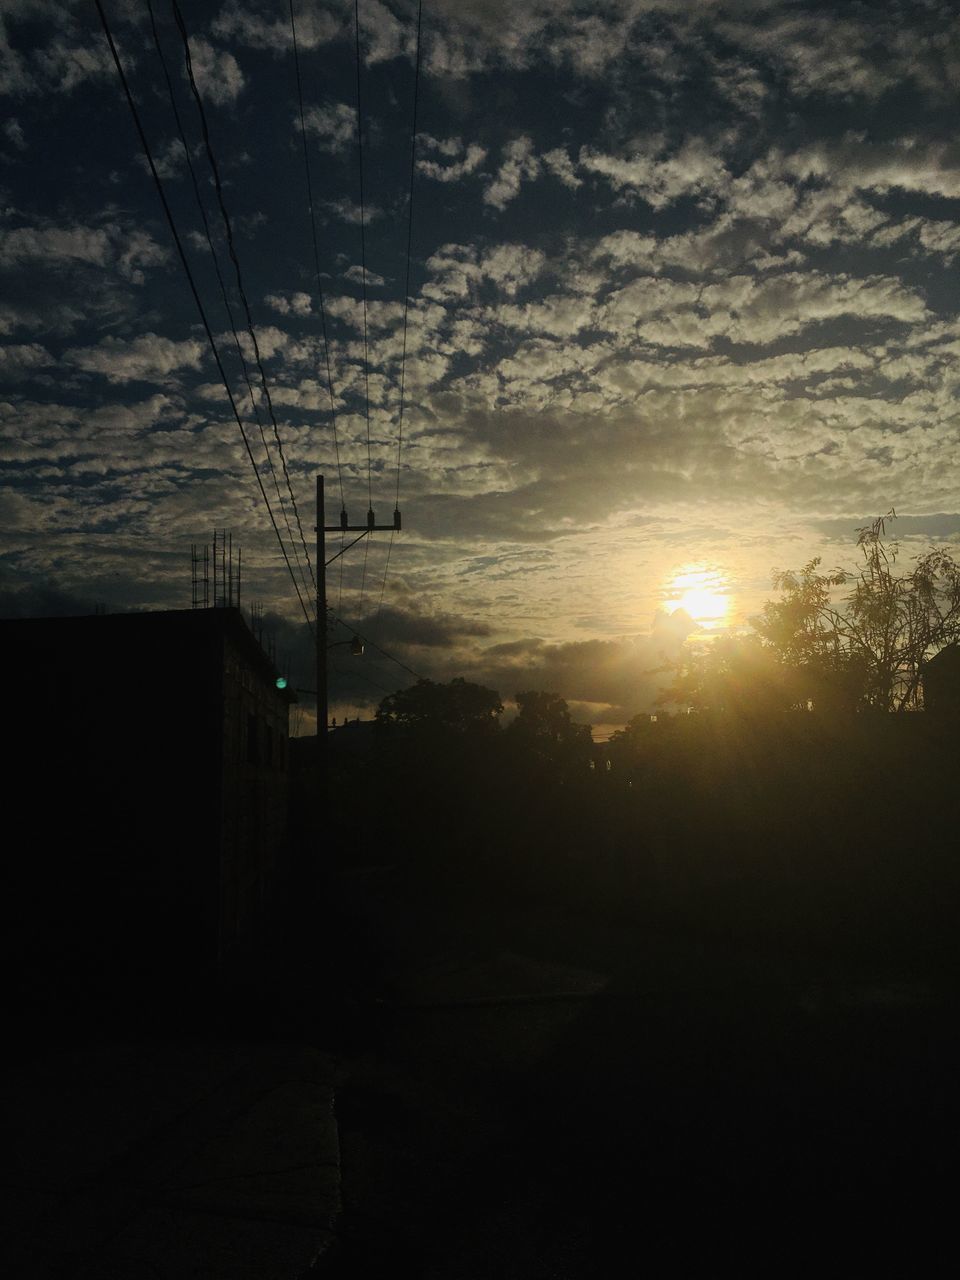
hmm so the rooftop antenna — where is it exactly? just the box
[191,544,211,608]
[210,529,239,608]
[250,601,264,643]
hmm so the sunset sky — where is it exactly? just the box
[2,0,959,732]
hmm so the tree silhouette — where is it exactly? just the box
[376,677,504,737]
[662,515,960,714]
[755,513,960,711]
[657,634,790,715]
[506,690,593,770]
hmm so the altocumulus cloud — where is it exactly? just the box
[2,0,960,728]
[64,335,206,384]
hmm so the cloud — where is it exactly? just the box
[64,334,205,384]
[366,604,492,648]
[215,323,298,364]
[417,135,487,183]
[32,38,113,94]
[0,570,100,620]
[358,0,413,65]
[543,147,581,190]
[0,3,113,99]
[213,0,340,52]
[343,265,386,287]
[0,217,169,285]
[3,117,25,150]
[579,137,730,210]
[464,626,695,725]
[717,7,960,105]
[187,37,245,105]
[264,291,314,317]
[597,270,929,348]
[300,101,355,152]
[483,136,540,210]
[6,0,960,707]
[0,343,54,378]
[422,242,546,302]
[322,198,384,224]
[135,138,186,182]
[783,137,960,203]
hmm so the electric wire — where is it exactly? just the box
[146,0,311,611]
[375,533,393,619]
[359,530,372,616]
[354,0,374,516]
[330,661,395,697]
[393,0,423,512]
[328,609,424,680]
[289,0,348,620]
[94,0,314,634]
[353,0,375,613]
[375,0,423,623]
[170,0,317,599]
[288,0,346,519]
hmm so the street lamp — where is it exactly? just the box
[328,636,365,657]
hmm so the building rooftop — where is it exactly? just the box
[0,607,297,700]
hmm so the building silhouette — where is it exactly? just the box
[922,643,960,716]
[3,607,295,1015]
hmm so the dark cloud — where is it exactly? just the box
[0,570,98,619]
[364,604,492,648]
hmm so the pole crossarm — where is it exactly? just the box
[323,530,368,566]
[315,475,404,754]
[320,521,402,567]
[324,523,400,532]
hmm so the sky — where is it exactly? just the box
[2,0,960,734]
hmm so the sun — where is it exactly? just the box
[663,566,731,625]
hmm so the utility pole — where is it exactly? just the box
[314,474,400,760]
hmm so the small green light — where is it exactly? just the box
[275,676,288,690]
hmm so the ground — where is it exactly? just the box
[315,865,960,1276]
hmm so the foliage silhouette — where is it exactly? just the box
[662,514,960,714]
[505,690,593,773]
[657,633,791,715]
[757,513,960,711]
[375,677,503,738]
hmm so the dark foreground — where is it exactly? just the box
[5,847,957,1277]
[321,865,960,1277]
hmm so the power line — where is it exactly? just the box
[353,0,374,515]
[146,0,311,611]
[289,0,346,520]
[375,0,423,622]
[359,530,373,616]
[328,608,424,680]
[170,0,317,599]
[94,0,314,634]
[394,0,423,511]
[354,0,375,614]
[330,661,395,697]
[375,531,394,620]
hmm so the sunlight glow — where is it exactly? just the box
[663,566,731,625]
